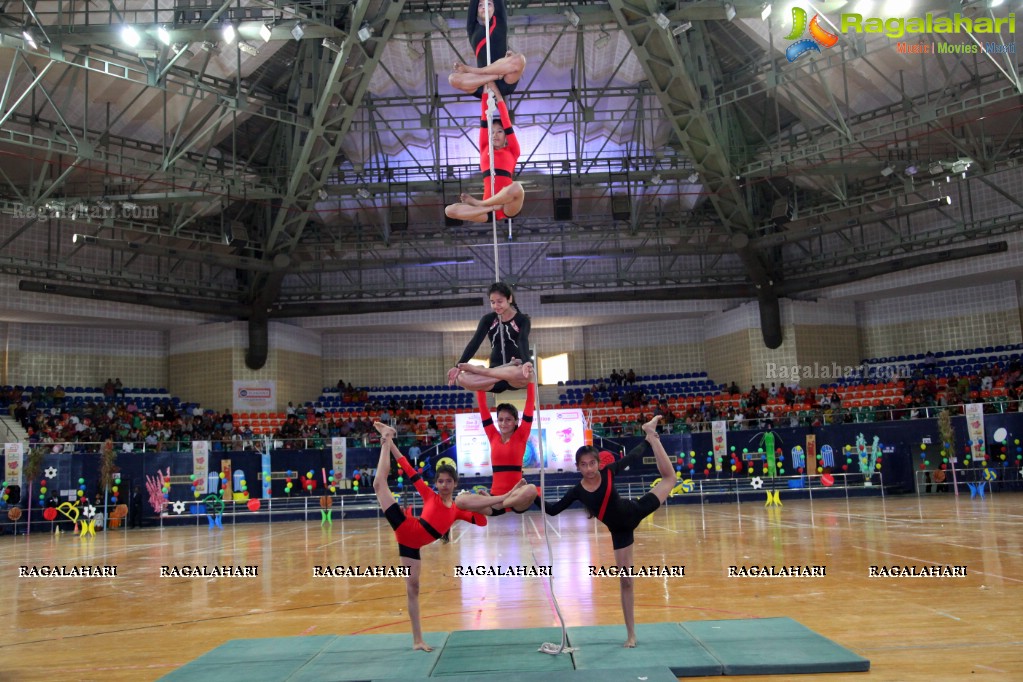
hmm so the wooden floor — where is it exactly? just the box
[2,493,1022,681]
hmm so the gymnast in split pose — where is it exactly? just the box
[448,0,526,99]
[444,83,525,223]
[453,378,540,516]
[447,281,532,393]
[539,416,676,647]
[373,422,516,651]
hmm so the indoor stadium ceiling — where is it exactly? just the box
[0,0,1021,322]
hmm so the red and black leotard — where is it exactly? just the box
[539,442,659,550]
[466,0,514,98]
[479,93,519,220]
[384,454,486,560]
[477,383,535,501]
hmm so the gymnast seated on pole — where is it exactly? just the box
[447,281,532,393]
[445,84,524,223]
[454,383,540,515]
[538,416,677,648]
[449,0,526,97]
[372,422,495,651]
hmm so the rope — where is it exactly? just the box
[531,356,571,655]
[483,0,499,281]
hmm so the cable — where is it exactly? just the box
[483,0,499,282]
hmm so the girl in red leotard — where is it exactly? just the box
[373,422,508,651]
[454,381,539,516]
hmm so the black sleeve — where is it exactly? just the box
[536,485,579,516]
[608,441,650,475]
[467,0,480,37]
[515,313,531,362]
[495,0,508,27]
[458,314,493,365]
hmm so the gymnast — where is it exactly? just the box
[447,281,532,393]
[453,381,540,516]
[539,416,676,647]
[373,422,515,651]
[448,0,526,99]
[444,83,525,223]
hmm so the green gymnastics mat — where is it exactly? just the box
[160,619,869,680]
[680,617,870,675]
[568,622,723,677]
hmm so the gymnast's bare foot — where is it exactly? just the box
[642,415,662,438]
[453,62,468,73]
[459,193,484,207]
[457,362,486,374]
[623,635,637,648]
[413,640,433,652]
[521,362,534,380]
[374,421,397,439]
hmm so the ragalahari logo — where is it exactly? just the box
[784,7,839,62]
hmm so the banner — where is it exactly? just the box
[455,408,585,476]
[331,437,347,479]
[965,403,985,462]
[711,421,727,472]
[192,440,210,494]
[4,442,24,488]
[805,434,817,474]
[233,381,276,412]
[261,452,272,499]
[220,458,233,498]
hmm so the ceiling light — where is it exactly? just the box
[687,171,700,184]
[317,188,329,200]
[564,8,580,27]
[672,21,692,35]
[22,28,38,50]
[904,164,918,176]
[648,174,663,186]
[121,25,141,48]
[137,48,159,59]
[322,37,342,53]
[238,41,259,56]
[880,164,895,177]
[357,25,373,42]
[291,23,305,41]
[761,3,772,21]
[222,23,236,45]
[356,187,371,199]
[654,13,671,30]
[200,41,217,52]
[594,31,610,49]
[260,23,273,42]
[725,3,736,21]
[157,26,171,46]
[929,161,944,175]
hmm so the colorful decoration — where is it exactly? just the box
[750,476,764,490]
[856,434,882,486]
[44,466,58,479]
[764,490,782,507]
[171,500,186,514]
[203,494,225,528]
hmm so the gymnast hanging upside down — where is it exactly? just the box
[447,281,532,393]
[539,416,677,648]
[373,422,522,651]
[444,83,524,223]
[454,380,540,516]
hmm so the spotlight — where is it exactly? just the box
[291,22,305,41]
[654,13,671,30]
[725,3,737,21]
[356,187,371,199]
[157,26,171,46]
[222,23,236,45]
[137,49,159,59]
[761,3,773,21]
[317,188,329,201]
[238,41,259,56]
[22,28,38,50]
[929,162,944,175]
[121,25,141,48]
[260,23,273,42]
[594,31,610,49]
[322,37,342,53]
[904,164,918,176]
[564,8,580,27]
[880,164,895,177]
[951,159,972,173]
[687,171,700,184]
[648,174,664,186]
[200,41,217,52]
[672,21,692,35]
[357,25,373,42]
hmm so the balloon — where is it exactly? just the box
[353,481,359,489]
[78,478,85,484]
[194,491,201,499]
[419,461,425,467]
[115,478,121,485]
[43,508,58,521]
[77,490,83,497]
[112,486,118,493]
[241,480,246,486]
[219,472,226,479]
[247,499,261,512]
[190,474,196,481]
[40,487,47,494]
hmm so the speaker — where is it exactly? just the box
[770,199,793,226]
[611,196,630,221]
[554,197,572,221]
[389,207,408,231]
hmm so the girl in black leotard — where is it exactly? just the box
[447,282,533,393]
[540,416,677,647]
[448,0,526,98]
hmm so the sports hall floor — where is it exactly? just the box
[1,494,1021,681]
